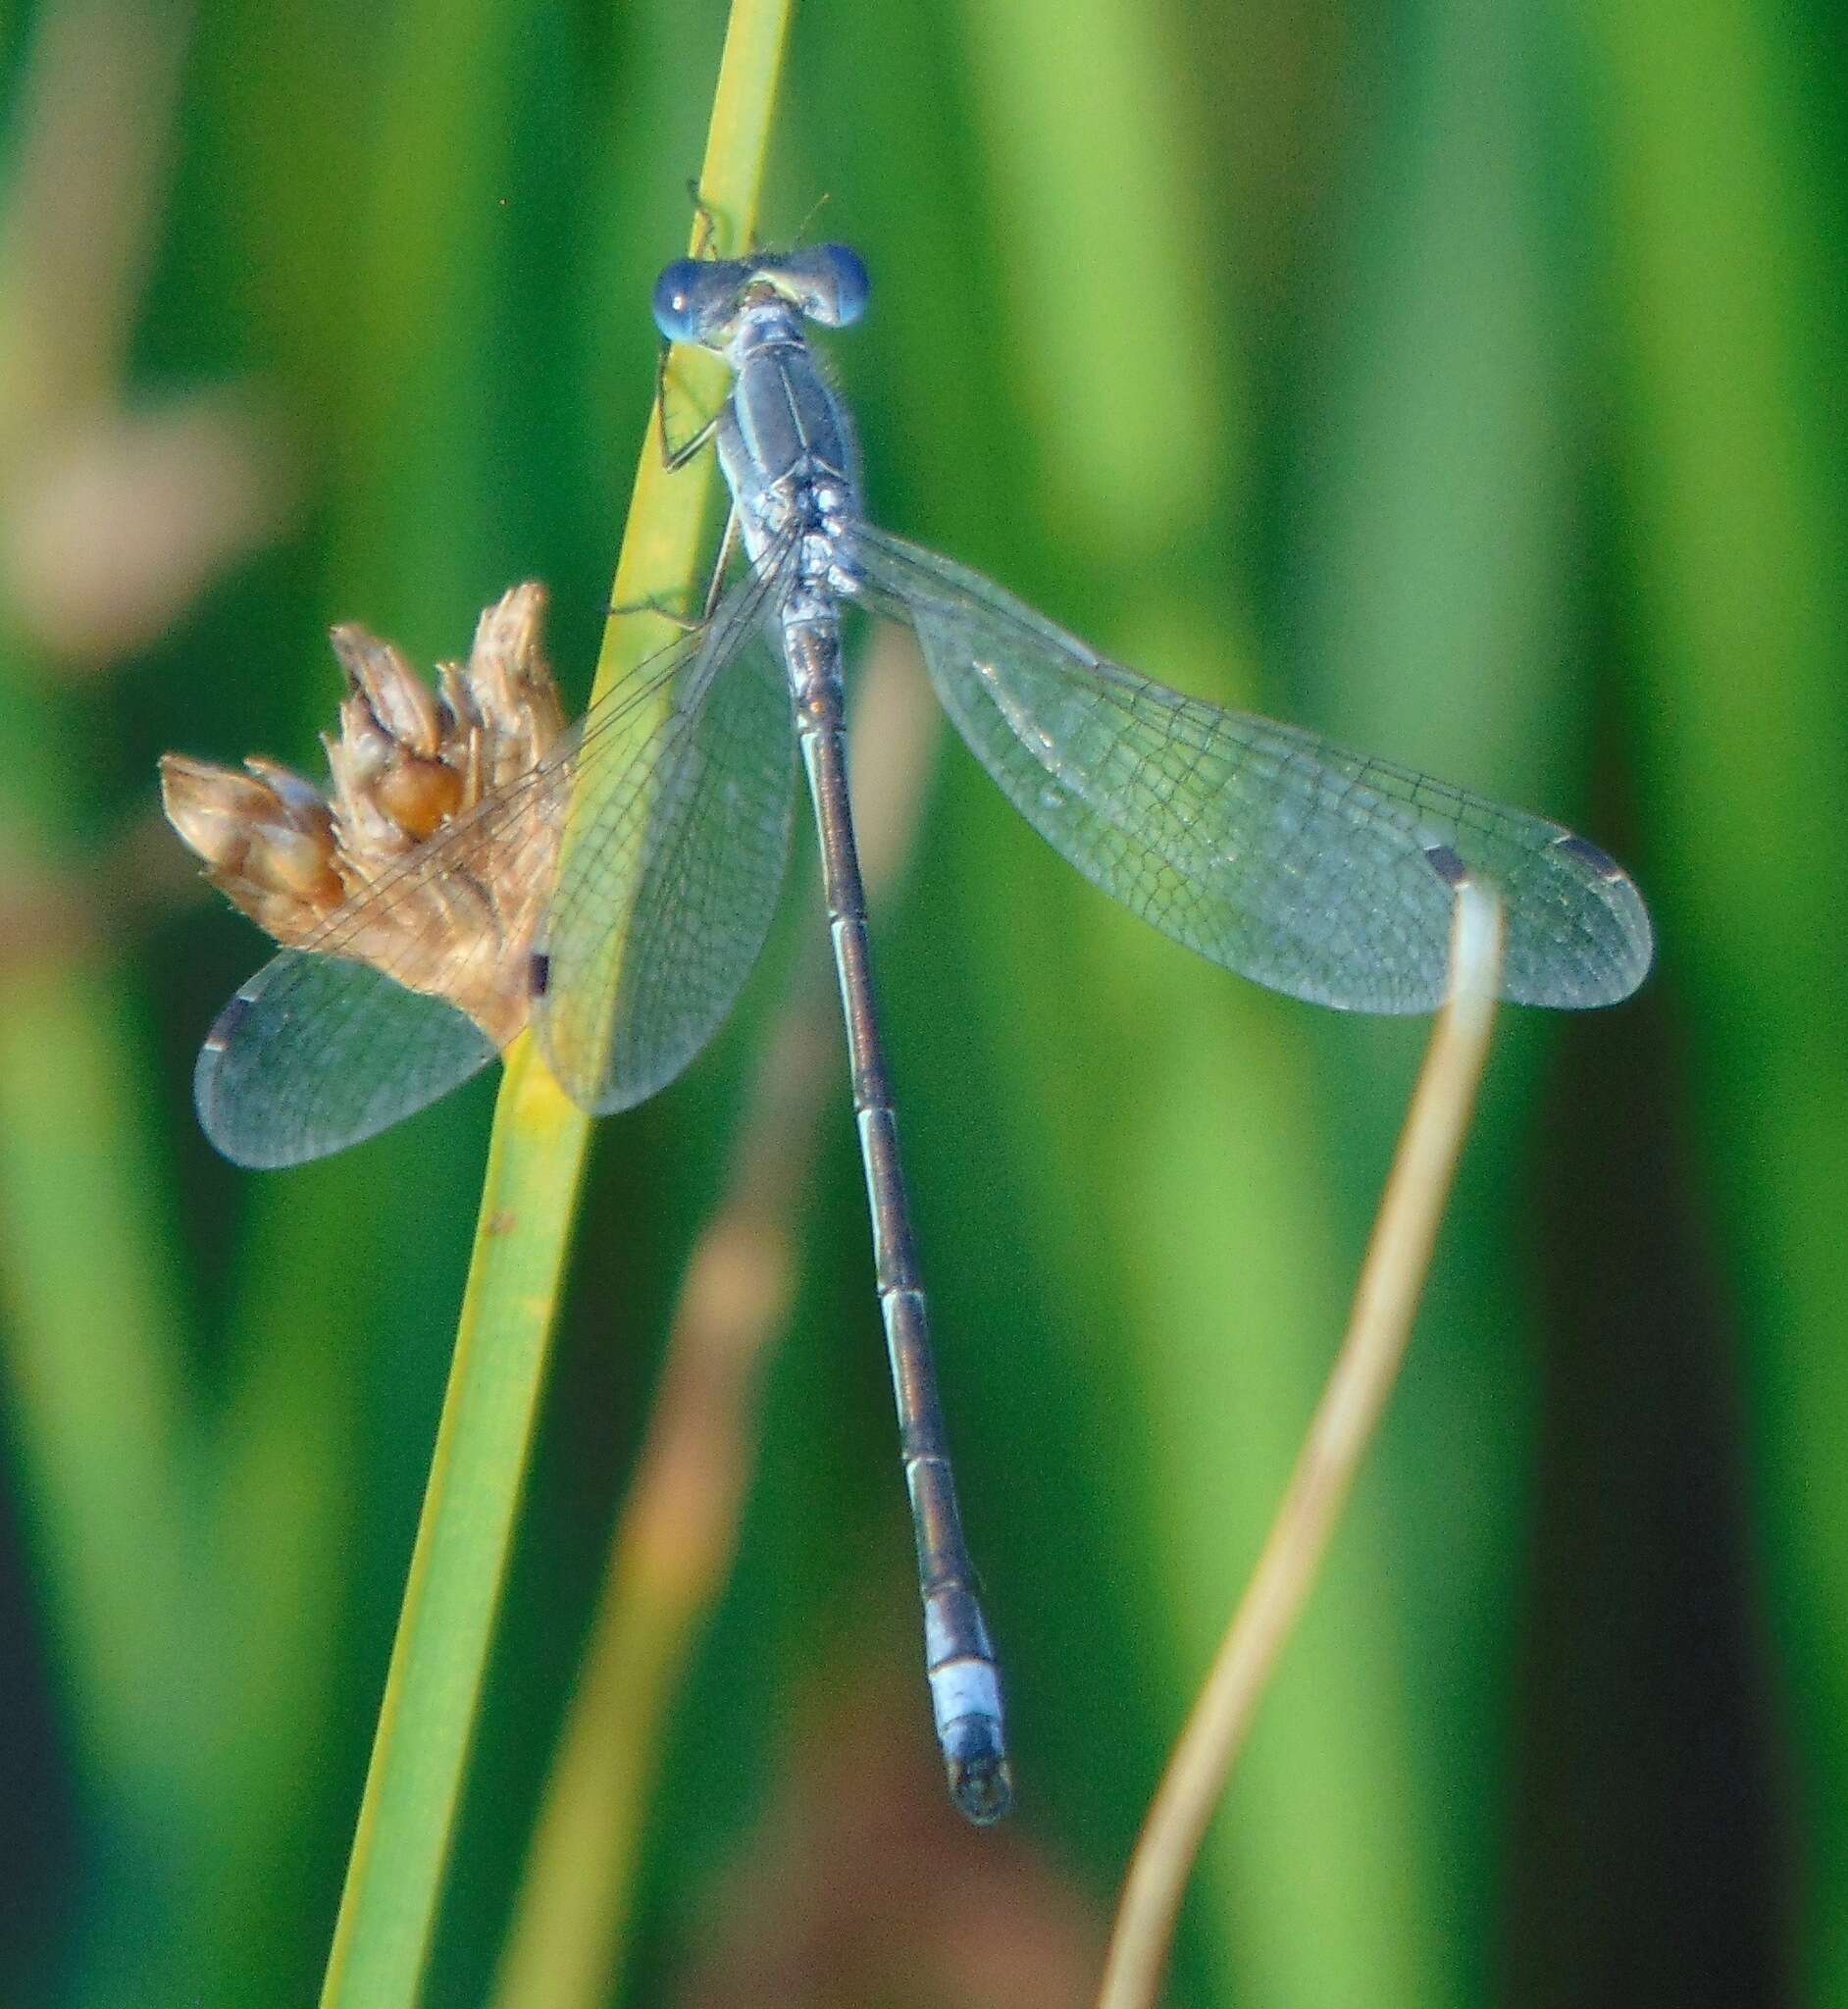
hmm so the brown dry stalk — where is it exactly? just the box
[1098,881,1507,2009]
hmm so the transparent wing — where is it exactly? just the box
[853,525,1652,1012]
[195,562,795,1166]
[196,953,497,1167]
[534,574,796,1112]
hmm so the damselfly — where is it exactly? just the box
[176,242,1653,1826]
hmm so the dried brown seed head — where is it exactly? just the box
[162,582,567,1048]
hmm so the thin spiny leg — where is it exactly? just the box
[655,339,725,470]
[685,179,722,258]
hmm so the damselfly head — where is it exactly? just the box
[161,583,567,1046]
[652,243,870,349]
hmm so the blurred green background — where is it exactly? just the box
[1,0,1842,2003]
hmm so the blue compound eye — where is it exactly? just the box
[815,243,870,326]
[780,243,870,328]
[652,258,719,343]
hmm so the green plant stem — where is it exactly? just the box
[317,1038,586,2007]
[487,1018,818,2009]
[315,4,794,2003]
[1097,884,1506,2009]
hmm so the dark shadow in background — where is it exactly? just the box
[1507,963,1797,2008]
